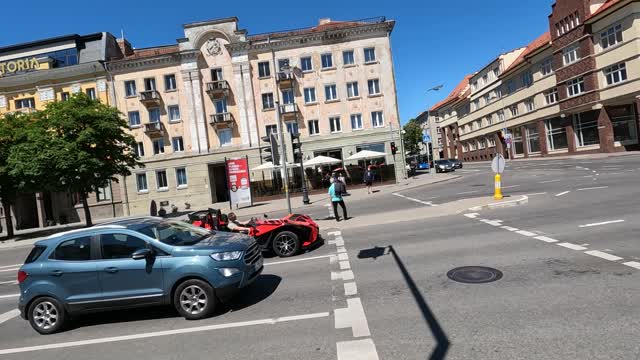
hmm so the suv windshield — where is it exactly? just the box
[138,220,213,246]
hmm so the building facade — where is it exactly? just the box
[431,0,640,162]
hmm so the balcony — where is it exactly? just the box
[279,103,299,121]
[139,90,161,106]
[206,80,230,99]
[276,71,295,89]
[209,112,234,127]
[143,122,164,137]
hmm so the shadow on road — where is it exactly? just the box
[357,245,450,360]
[223,274,281,313]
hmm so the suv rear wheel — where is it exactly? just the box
[174,279,216,320]
[272,231,300,257]
[28,297,66,335]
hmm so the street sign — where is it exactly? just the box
[491,154,506,174]
[423,134,431,143]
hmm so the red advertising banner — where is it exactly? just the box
[226,158,252,206]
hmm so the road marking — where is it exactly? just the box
[327,231,342,236]
[457,190,480,195]
[555,191,570,197]
[584,250,623,262]
[576,186,609,191]
[524,192,547,196]
[264,254,334,266]
[539,179,562,184]
[0,268,19,273]
[0,312,330,355]
[579,220,624,228]
[592,170,597,173]
[337,253,349,261]
[464,213,479,219]
[337,339,379,360]
[337,246,347,253]
[557,243,587,251]
[501,226,519,231]
[515,230,537,237]
[0,280,18,285]
[392,193,438,207]
[0,309,19,325]
[335,297,371,337]
[534,236,558,243]
[331,270,355,281]
[583,175,594,178]
[502,185,520,189]
[0,294,19,299]
[622,261,640,270]
[481,219,503,226]
[0,264,21,269]
[344,282,358,296]
[339,261,351,270]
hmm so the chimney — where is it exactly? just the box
[117,38,134,57]
[319,18,332,25]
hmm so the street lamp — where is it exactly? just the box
[425,84,444,173]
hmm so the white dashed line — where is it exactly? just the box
[524,192,547,196]
[0,280,18,285]
[392,193,438,207]
[0,309,20,325]
[502,185,520,189]
[576,186,608,191]
[0,264,21,269]
[264,254,334,266]
[337,339,379,360]
[539,179,562,184]
[501,226,519,231]
[584,250,623,262]
[339,261,351,270]
[557,243,588,251]
[464,213,479,219]
[555,191,570,197]
[457,190,480,195]
[331,270,355,281]
[579,220,624,228]
[344,282,358,296]
[335,297,371,337]
[623,261,640,270]
[0,294,19,300]
[534,236,558,243]
[0,268,19,273]
[337,253,349,261]
[515,230,537,237]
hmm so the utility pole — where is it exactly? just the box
[275,101,292,214]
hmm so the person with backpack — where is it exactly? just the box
[328,174,348,221]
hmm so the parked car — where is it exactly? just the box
[448,159,463,169]
[17,217,263,334]
[434,160,456,173]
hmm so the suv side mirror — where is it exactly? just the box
[132,248,152,260]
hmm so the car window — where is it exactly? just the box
[100,233,148,259]
[24,245,47,264]
[52,237,92,261]
[144,221,211,246]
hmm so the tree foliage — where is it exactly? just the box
[403,119,423,155]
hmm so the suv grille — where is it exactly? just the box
[244,242,262,265]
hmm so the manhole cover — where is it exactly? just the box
[447,266,503,284]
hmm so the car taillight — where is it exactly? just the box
[17,270,28,284]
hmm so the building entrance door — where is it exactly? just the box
[208,163,229,204]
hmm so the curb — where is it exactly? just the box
[467,195,529,212]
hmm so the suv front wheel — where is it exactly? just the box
[174,279,216,320]
[28,297,66,335]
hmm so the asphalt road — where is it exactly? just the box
[0,155,638,359]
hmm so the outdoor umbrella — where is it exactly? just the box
[302,155,342,167]
[345,150,387,161]
[250,162,300,171]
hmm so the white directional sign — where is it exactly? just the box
[491,154,506,174]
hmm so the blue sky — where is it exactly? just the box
[1,0,553,123]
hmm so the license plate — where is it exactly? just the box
[254,258,263,272]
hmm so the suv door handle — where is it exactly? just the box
[50,270,63,277]
[104,267,119,273]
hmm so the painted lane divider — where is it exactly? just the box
[557,243,588,251]
[555,191,570,197]
[584,250,623,262]
[579,220,624,228]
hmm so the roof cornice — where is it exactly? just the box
[106,50,198,72]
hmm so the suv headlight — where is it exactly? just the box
[210,251,243,261]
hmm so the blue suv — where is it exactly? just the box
[17,217,263,334]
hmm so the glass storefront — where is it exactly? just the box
[545,118,568,151]
[573,113,599,147]
[511,127,524,155]
[525,124,540,153]
[608,105,638,144]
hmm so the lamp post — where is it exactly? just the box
[399,129,407,179]
[425,84,444,172]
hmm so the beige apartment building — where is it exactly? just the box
[106,16,402,216]
[431,0,640,162]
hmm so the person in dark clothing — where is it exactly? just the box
[363,165,375,194]
[328,175,348,221]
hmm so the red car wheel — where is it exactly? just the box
[272,231,300,257]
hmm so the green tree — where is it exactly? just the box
[9,93,141,227]
[403,119,423,155]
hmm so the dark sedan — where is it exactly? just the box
[434,160,456,173]
[448,159,463,169]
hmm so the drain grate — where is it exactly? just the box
[447,266,503,284]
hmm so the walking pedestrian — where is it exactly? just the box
[328,174,348,221]
[337,171,350,196]
[364,165,375,194]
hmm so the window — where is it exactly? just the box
[544,88,558,105]
[52,237,91,261]
[168,105,180,122]
[609,105,638,143]
[566,77,585,97]
[487,115,493,125]
[218,128,232,146]
[484,94,491,106]
[482,74,488,85]
[487,137,496,147]
[497,110,505,122]
[156,170,168,189]
[512,128,524,155]
[286,121,299,134]
[215,98,228,113]
[325,85,338,101]
[472,99,480,111]
[172,136,184,152]
[86,88,96,100]
[61,92,70,101]
[149,107,161,123]
[507,79,515,94]
[351,114,363,130]
[153,138,165,155]
[321,53,333,69]
[347,82,359,98]
[604,62,627,86]
[277,59,290,71]
[493,68,500,78]
[300,56,313,72]
[329,116,342,133]
[134,142,144,157]
[472,120,480,130]
[304,87,316,104]
[368,79,381,95]
[165,74,177,90]
[262,93,274,109]
[125,80,137,97]
[462,143,469,152]
[545,118,568,151]
[525,98,535,112]
[601,24,623,50]
[563,44,579,65]
[281,89,294,104]
[343,50,355,66]
[258,61,271,77]
[211,68,223,81]
[144,77,156,91]
[371,111,384,128]
[265,125,277,136]
[128,111,141,127]
[573,113,599,147]
[521,70,533,87]
[101,234,147,259]
[364,47,376,63]
[478,139,485,149]
[495,87,502,99]
[308,120,320,136]
[469,141,476,151]
[526,124,540,153]
[176,167,188,187]
[15,98,35,109]
[541,57,553,75]
[97,186,111,202]
[471,81,477,91]
[510,104,519,117]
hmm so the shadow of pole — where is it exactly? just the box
[358,246,450,360]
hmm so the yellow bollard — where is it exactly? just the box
[494,173,503,200]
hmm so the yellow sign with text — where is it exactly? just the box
[0,58,39,77]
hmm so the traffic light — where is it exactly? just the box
[390,142,397,155]
[261,133,280,165]
[290,132,303,163]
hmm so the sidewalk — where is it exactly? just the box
[466,151,640,165]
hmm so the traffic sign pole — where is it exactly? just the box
[492,154,505,200]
